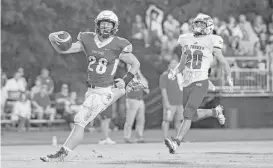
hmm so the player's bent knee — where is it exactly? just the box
[73,105,91,128]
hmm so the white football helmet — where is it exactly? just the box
[95,10,119,38]
[192,13,214,36]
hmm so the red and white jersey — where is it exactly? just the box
[177,33,223,86]
[78,32,132,87]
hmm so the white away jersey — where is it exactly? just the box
[177,33,223,86]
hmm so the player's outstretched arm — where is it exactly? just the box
[49,32,83,54]
[213,48,233,89]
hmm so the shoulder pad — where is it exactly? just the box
[210,34,224,49]
[116,36,132,53]
[178,33,194,39]
[77,32,96,41]
[177,33,194,44]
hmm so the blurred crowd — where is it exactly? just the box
[131,5,273,68]
[130,4,273,91]
[1,68,82,131]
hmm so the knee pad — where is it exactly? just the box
[74,105,104,128]
[183,104,197,120]
[73,106,90,128]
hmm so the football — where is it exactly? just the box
[49,31,72,51]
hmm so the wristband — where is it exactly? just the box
[123,72,135,86]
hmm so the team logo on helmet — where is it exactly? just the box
[192,13,214,36]
[95,10,119,38]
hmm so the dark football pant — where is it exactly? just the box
[183,79,209,120]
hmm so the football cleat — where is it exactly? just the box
[126,78,148,93]
[164,137,179,154]
[215,105,225,125]
[40,147,68,162]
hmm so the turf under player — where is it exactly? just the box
[164,13,233,154]
[40,10,146,162]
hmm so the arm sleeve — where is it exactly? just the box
[212,35,224,49]
[177,35,184,47]
[121,38,133,53]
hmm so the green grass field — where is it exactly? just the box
[1,129,273,168]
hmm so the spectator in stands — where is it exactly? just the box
[227,16,243,39]
[17,67,28,91]
[213,17,220,34]
[55,84,70,118]
[1,70,8,87]
[124,69,149,143]
[180,22,190,34]
[132,14,149,48]
[253,15,267,36]
[32,85,56,123]
[159,60,183,139]
[13,92,31,132]
[4,71,27,120]
[268,14,273,38]
[239,14,259,55]
[37,68,54,95]
[228,36,246,56]
[239,14,259,42]
[163,14,180,38]
[98,105,116,145]
[266,40,273,57]
[217,21,230,37]
[5,71,26,94]
[253,41,266,57]
[260,33,268,53]
[1,72,8,117]
[30,78,42,99]
[145,5,164,44]
[161,32,178,61]
[62,91,81,130]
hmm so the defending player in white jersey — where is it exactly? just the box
[40,10,147,162]
[164,13,233,154]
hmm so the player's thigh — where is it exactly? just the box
[174,105,184,121]
[110,87,126,104]
[74,90,113,127]
[184,80,209,118]
[183,87,191,108]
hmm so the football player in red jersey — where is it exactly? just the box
[41,10,146,162]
